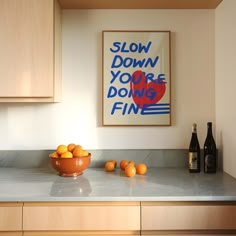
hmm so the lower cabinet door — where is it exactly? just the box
[142,235,236,236]
[0,203,23,232]
[0,233,22,236]
[141,202,236,230]
[23,202,140,231]
[24,233,139,236]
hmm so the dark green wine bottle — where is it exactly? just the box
[188,123,201,173]
[204,122,217,173]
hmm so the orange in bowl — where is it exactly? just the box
[49,151,59,158]
[67,143,76,152]
[73,145,83,157]
[56,144,68,155]
[80,149,89,157]
[61,151,73,158]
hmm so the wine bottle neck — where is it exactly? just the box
[207,125,213,136]
[193,131,197,135]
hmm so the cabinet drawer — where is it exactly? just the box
[24,233,139,236]
[141,202,236,230]
[142,235,236,236]
[23,202,140,231]
[0,203,22,231]
[0,233,22,236]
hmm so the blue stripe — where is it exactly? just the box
[141,111,170,115]
[144,107,170,111]
[140,103,171,115]
[143,103,170,107]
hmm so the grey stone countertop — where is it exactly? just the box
[1,167,236,202]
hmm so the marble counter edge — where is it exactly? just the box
[1,196,236,202]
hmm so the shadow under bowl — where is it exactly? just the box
[51,154,91,177]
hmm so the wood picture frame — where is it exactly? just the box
[102,30,171,126]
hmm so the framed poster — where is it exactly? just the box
[102,31,171,126]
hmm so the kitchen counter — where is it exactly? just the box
[1,167,236,202]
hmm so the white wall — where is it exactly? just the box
[0,9,215,150]
[215,0,236,178]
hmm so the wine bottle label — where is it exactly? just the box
[189,152,198,170]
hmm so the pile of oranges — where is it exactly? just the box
[49,143,89,158]
[105,159,147,177]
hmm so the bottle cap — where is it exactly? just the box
[192,123,197,132]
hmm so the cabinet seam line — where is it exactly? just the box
[140,201,142,235]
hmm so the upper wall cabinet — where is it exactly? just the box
[58,0,223,9]
[0,0,61,102]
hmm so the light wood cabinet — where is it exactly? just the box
[0,233,22,236]
[142,235,236,236]
[141,202,236,231]
[57,0,222,10]
[24,233,139,236]
[0,0,61,102]
[23,202,140,231]
[0,203,23,232]
[2,201,236,235]
[141,202,236,236]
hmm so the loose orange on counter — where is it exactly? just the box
[136,163,147,175]
[105,161,115,172]
[125,164,136,177]
[120,160,129,170]
[108,159,117,168]
[129,160,136,167]
[56,144,68,155]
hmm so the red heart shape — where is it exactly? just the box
[130,70,166,108]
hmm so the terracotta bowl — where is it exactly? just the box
[50,154,91,177]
